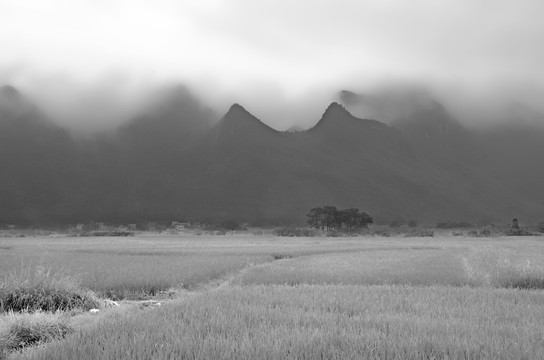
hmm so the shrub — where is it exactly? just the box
[389,220,401,228]
[0,312,73,353]
[436,221,473,229]
[325,229,343,237]
[403,229,434,237]
[468,228,497,237]
[407,220,418,228]
[371,229,392,237]
[538,222,544,233]
[79,230,134,237]
[0,266,99,313]
[505,228,534,236]
[273,228,318,237]
[220,220,243,231]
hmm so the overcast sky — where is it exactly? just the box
[1,0,544,130]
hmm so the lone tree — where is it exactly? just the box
[307,206,373,231]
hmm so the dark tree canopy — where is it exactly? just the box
[307,206,373,231]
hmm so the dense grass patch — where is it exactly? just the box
[0,266,98,312]
[0,312,73,358]
[15,285,544,360]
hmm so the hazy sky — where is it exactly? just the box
[1,0,544,130]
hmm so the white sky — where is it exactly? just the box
[1,0,544,130]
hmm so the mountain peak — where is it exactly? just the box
[315,102,354,126]
[324,101,346,112]
[226,103,252,117]
[321,102,354,120]
[215,103,278,139]
[309,101,390,136]
[222,103,262,123]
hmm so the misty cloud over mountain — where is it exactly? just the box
[1,84,543,226]
[3,0,544,133]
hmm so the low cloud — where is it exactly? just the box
[1,0,544,131]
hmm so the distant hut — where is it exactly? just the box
[512,218,520,231]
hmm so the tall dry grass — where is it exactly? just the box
[0,266,98,312]
[0,311,72,357]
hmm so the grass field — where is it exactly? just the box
[2,234,544,359]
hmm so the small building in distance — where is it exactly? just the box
[171,221,189,231]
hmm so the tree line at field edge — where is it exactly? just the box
[307,206,373,231]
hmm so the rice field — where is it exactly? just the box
[0,235,458,298]
[18,285,544,360]
[2,234,544,359]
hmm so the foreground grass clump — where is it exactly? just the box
[16,285,544,360]
[0,266,98,312]
[0,312,73,357]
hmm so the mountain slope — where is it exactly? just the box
[0,86,89,224]
[1,85,543,226]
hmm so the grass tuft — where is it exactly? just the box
[0,266,99,313]
[0,312,73,355]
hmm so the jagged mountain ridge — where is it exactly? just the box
[1,85,543,225]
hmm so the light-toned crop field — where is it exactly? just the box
[2,234,544,359]
[0,235,356,299]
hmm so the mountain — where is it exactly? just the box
[0,85,33,119]
[175,104,292,222]
[172,102,501,224]
[1,84,543,226]
[338,89,467,142]
[80,85,216,223]
[338,89,544,224]
[0,86,89,224]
